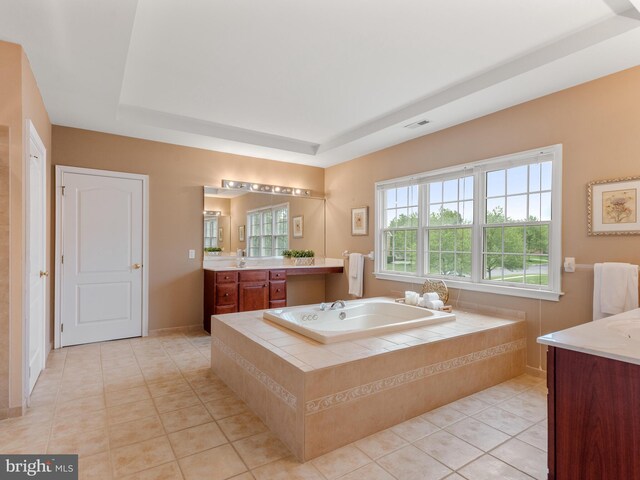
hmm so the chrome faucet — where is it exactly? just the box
[320,300,346,311]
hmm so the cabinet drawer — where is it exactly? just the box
[270,270,286,281]
[270,281,286,301]
[216,284,237,305]
[239,270,268,282]
[214,304,237,315]
[216,271,238,284]
[269,300,287,309]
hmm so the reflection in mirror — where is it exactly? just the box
[204,186,325,258]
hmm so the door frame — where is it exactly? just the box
[23,119,47,400]
[54,166,149,349]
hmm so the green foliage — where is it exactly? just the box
[282,249,314,258]
[204,247,222,252]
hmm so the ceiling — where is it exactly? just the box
[1,0,640,167]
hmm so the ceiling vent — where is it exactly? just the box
[404,119,430,129]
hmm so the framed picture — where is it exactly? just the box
[292,215,303,238]
[238,225,245,242]
[351,206,369,236]
[218,227,224,242]
[588,176,640,235]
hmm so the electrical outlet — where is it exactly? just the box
[189,249,196,259]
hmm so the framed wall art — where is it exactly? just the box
[238,225,245,242]
[351,206,369,236]
[588,176,640,235]
[292,215,303,238]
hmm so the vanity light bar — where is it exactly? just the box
[221,179,311,197]
[203,210,221,216]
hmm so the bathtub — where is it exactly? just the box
[263,298,455,343]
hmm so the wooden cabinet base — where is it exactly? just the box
[548,346,640,479]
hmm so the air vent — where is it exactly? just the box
[404,119,430,129]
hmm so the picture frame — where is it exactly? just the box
[292,215,303,238]
[238,225,245,242]
[588,176,640,235]
[218,227,224,242]
[351,206,369,236]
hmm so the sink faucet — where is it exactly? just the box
[320,300,346,311]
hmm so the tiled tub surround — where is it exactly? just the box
[211,304,526,461]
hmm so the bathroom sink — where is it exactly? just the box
[606,318,640,340]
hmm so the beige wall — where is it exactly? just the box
[0,40,52,416]
[52,127,325,332]
[325,66,640,372]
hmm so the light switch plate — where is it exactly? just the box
[189,249,196,259]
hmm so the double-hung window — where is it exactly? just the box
[247,203,289,257]
[375,146,562,300]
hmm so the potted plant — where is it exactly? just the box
[282,249,315,266]
[204,247,223,256]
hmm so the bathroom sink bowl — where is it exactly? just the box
[606,318,640,340]
[263,299,455,344]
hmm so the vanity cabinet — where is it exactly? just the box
[547,346,640,479]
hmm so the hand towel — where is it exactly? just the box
[594,262,639,320]
[425,300,444,310]
[348,253,364,297]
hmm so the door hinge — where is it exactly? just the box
[61,186,65,196]
[61,324,64,333]
[61,255,64,264]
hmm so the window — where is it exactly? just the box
[204,216,218,248]
[375,146,562,300]
[247,203,289,257]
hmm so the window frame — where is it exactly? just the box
[374,145,563,301]
[246,202,289,257]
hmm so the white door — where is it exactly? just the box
[59,170,145,346]
[27,125,47,393]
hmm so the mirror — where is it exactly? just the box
[204,186,325,257]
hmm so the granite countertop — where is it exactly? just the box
[537,308,640,366]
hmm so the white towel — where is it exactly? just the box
[593,262,639,320]
[348,253,364,298]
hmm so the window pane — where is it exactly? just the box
[526,256,549,285]
[541,192,552,221]
[462,176,474,200]
[429,205,443,226]
[397,187,408,207]
[443,179,458,202]
[385,209,398,228]
[506,195,527,222]
[441,229,455,251]
[507,165,528,195]
[457,228,472,252]
[528,193,540,220]
[409,185,419,206]
[529,163,541,192]
[456,253,472,277]
[486,198,505,223]
[541,161,552,190]
[428,252,440,274]
[526,225,549,254]
[484,227,502,253]
[428,230,440,251]
[487,170,505,197]
[440,203,459,225]
[429,182,442,204]
[408,207,419,227]
[484,254,503,280]
[441,253,455,275]
[503,255,524,283]
[461,200,473,224]
[503,226,525,254]
[386,189,396,207]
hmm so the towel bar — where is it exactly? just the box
[342,250,375,260]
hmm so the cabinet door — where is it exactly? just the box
[239,281,269,312]
[270,281,286,301]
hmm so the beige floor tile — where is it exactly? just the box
[52,409,108,437]
[55,394,106,418]
[147,378,193,398]
[354,429,407,459]
[251,456,325,480]
[168,421,228,458]
[445,418,510,452]
[516,422,547,452]
[195,383,235,403]
[421,405,467,428]
[229,474,255,480]
[104,375,147,392]
[218,412,268,442]
[491,438,547,480]
[377,444,451,480]
[390,416,440,442]
[204,395,249,420]
[111,436,175,477]
[339,462,395,480]
[105,386,151,407]
[457,454,533,480]
[49,426,109,457]
[178,444,247,480]
[233,431,291,469]
[447,395,491,416]
[107,398,157,425]
[153,390,201,413]
[414,430,483,470]
[444,474,466,480]
[108,415,166,448]
[121,461,184,480]
[473,406,534,436]
[79,451,113,480]
[160,404,213,433]
[498,393,547,423]
[471,384,520,404]
[311,444,371,479]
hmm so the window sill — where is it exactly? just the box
[373,272,563,301]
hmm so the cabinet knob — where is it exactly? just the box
[276,289,281,292]
[224,276,229,279]
[263,284,267,288]
[224,293,229,297]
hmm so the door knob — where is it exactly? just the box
[133,263,142,269]
[39,271,49,278]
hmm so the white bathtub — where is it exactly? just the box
[263,298,455,344]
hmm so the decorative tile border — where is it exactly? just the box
[211,335,298,410]
[305,338,526,415]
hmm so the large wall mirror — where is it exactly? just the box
[204,186,325,257]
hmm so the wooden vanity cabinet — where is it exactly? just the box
[547,346,640,480]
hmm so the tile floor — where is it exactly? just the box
[0,330,549,480]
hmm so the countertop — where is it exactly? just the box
[203,257,344,272]
[537,308,640,366]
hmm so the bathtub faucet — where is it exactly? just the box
[320,300,346,311]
